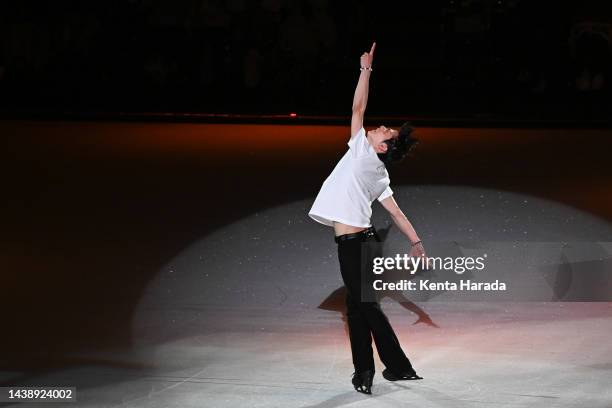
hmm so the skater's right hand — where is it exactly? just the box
[360,42,376,69]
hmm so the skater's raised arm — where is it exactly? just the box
[351,42,376,138]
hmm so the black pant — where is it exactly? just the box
[337,227,414,374]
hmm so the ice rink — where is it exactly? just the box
[2,122,611,407]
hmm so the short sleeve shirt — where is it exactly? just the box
[308,127,393,227]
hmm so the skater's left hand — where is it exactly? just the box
[409,241,425,257]
[409,242,432,269]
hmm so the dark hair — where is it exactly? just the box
[377,121,419,165]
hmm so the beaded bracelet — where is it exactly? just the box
[360,66,373,71]
[411,240,422,247]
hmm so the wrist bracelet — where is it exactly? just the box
[411,240,422,247]
[360,67,373,71]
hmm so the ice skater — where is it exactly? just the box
[309,42,426,394]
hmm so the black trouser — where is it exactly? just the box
[336,226,414,374]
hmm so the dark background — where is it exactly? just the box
[1,0,611,119]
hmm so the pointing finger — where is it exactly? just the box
[370,42,376,55]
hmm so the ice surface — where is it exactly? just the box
[4,186,612,407]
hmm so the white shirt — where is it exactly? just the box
[309,127,393,227]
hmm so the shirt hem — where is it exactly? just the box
[308,212,372,228]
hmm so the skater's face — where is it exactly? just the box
[368,126,399,154]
